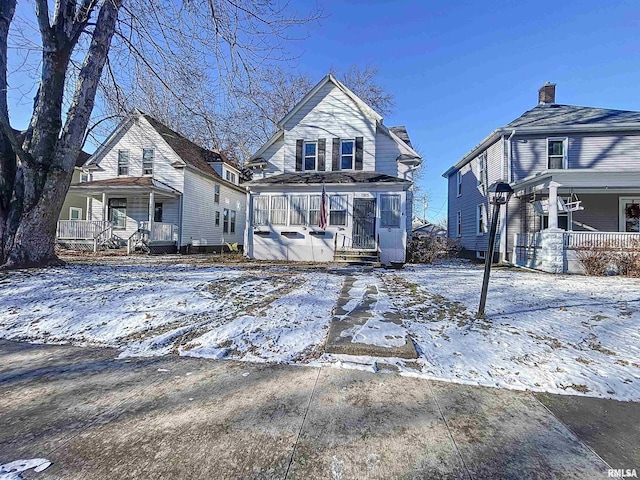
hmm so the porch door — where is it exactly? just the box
[353,198,376,249]
[620,198,640,232]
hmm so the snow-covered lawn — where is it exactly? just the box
[1,259,639,401]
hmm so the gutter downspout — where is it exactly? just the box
[499,129,516,263]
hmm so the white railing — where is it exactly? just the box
[56,220,110,240]
[334,232,379,251]
[139,222,179,242]
[564,231,640,250]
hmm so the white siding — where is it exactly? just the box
[282,82,377,173]
[181,169,246,247]
[91,117,185,192]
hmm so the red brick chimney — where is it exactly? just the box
[538,82,556,104]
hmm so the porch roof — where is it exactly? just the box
[68,177,181,197]
[512,169,640,194]
[246,171,410,186]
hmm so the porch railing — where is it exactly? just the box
[334,232,379,251]
[564,231,640,250]
[56,220,110,240]
[139,222,179,242]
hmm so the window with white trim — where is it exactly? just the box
[290,195,308,225]
[476,204,487,235]
[304,142,317,171]
[225,170,237,184]
[69,207,82,220]
[548,138,566,169]
[109,198,127,229]
[117,150,129,176]
[456,211,462,237]
[215,211,220,227]
[309,195,321,226]
[341,140,354,170]
[143,149,154,175]
[270,196,287,225]
[214,184,220,204]
[223,208,229,233]
[230,210,236,234]
[456,171,462,196]
[381,194,401,228]
[329,195,347,226]
[80,173,89,183]
[477,153,486,191]
[253,196,269,226]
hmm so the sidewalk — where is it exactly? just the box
[0,340,615,479]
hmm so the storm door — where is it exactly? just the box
[353,198,376,249]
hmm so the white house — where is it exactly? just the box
[56,110,246,253]
[244,74,422,265]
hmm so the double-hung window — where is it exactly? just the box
[476,204,486,235]
[215,211,220,227]
[154,203,163,223]
[456,171,462,196]
[270,196,287,225]
[225,170,236,183]
[290,195,308,225]
[341,140,354,170]
[309,195,321,226]
[456,211,462,237]
[304,142,317,171]
[223,208,229,233]
[143,149,154,175]
[477,153,486,191]
[253,196,269,226]
[230,210,236,234]
[117,150,129,176]
[214,184,220,204]
[329,195,347,226]
[548,138,566,169]
[381,194,401,228]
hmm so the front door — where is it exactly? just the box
[620,197,640,232]
[353,198,376,249]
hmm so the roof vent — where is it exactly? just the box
[538,82,556,105]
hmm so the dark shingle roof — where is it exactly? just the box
[505,104,640,129]
[248,171,409,185]
[141,115,225,178]
[76,150,91,167]
[389,126,413,148]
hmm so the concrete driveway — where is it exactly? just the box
[0,339,628,479]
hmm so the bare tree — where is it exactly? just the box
[0,0,320,269]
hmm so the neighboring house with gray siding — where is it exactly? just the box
[56,111,246,253]
[444,83,640,272]
[244,74,422,265]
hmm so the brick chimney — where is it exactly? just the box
[538,82,556,104]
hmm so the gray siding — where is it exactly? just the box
[511,131,640,182]
[571,194,621,232]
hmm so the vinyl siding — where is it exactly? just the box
[511,131,640,182]
[181,169,246,247]
[91,117,185,192]
[447,138,504,253]
[60,169,86,220]
[282,82,377,173]
[375,129,414,180]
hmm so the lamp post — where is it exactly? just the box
[477,181,514,318]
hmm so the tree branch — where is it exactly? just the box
[34,0,55,49]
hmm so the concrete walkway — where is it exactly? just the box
[0,340,617,479]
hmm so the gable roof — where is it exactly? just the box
[249,74,422,163]
[443,102,640,178]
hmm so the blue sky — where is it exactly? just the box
[294,0,640,222]
[6,0,640,223]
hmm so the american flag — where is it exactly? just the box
[319,184,327,230]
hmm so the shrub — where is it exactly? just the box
[575,242,612,276]
[407,234,461,264]
[611,239,640,277]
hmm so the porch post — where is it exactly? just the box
[148,190,155,235]
[102,193,107,223]
[547,181,560,230]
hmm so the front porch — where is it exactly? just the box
[56,177,181,254]
[510,169,640,273]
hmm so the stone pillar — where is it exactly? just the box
[539,229,565,273]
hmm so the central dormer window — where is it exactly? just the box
[341,140,354,170]
[304,141,317,171]
[225,170,237,184]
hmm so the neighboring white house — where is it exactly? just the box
[56,110,246,253]
[243,74,422,265]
